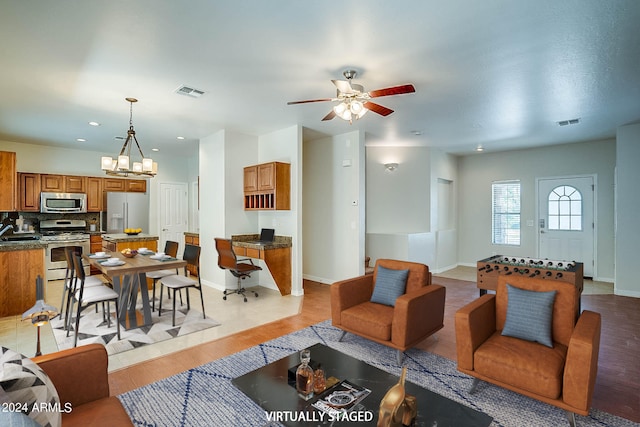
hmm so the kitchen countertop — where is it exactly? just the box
[0,240,48,251]
[231,234,292,250]
[101,233,159,243]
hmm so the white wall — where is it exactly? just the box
[303,130,365,283]
[457,139,616,281]
[615,123,640,297]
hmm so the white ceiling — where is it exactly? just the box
[1,1,639,158]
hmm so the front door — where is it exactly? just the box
[159,182,188,256]
[537,176,595,277]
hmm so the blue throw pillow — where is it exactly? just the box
[370,266,409,307]
[502,284,557,347]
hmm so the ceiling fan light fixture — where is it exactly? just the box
[333,103,347,116]
[350,100,364,115]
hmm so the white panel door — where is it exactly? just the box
[159,183,188,255]
[538,176,594,276]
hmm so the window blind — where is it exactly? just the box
[492,180,521,245]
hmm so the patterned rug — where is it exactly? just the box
[50,297,220,355]
[118,320,637,427]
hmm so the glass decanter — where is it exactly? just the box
[296,349,314,400]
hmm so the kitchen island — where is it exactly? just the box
[101,233,159,252]
[231,234,292,296]
[0,240,48,317]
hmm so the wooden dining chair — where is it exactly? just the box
[158,244,206,327]
[67,253,121,347]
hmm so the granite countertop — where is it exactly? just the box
[0,240,48,252]
[101,233,159,242]
[231,234,292,249]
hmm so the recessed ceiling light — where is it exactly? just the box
[76,138,86,142]
[151,148,159,152]
[177,136,185,140]
[476,145,484,152]
[88,121,100,126]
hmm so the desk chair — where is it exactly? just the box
[215,238,260,303]
[158,244,206,327]
[147,240,179,311]
[67,253,121,347]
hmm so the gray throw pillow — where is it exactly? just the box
[502,284,557,348]
[370,266,409,307]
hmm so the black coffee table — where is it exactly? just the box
[232,343,492,426]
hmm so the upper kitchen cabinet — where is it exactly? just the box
[103,177,146,193]
[40,174,86,193]
[0,151,17,211]
[86,177,103,212]
[243,161,290,210]
[18,172,40,211]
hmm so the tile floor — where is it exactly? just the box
[0,266,612,372]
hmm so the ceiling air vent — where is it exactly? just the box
[557,118,580,126]
[175,85,205,98]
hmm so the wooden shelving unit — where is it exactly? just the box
[243,161,290,210]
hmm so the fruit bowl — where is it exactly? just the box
[125,232,140,236]
[122,250,138,258]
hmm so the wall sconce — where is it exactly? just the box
[384,163,399,172]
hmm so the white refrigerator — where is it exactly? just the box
[103,192,150,234]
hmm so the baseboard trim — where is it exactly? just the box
[302,274,333,285]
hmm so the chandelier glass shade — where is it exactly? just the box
[333,99,368,123]
[101,98,157,178]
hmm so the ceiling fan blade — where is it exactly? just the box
[321,110,336,121]
[363,101,394,116]
[332,79,353,94]
[368,84,416,98]
[287,98,334,105]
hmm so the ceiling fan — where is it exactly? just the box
[287,70,415,123]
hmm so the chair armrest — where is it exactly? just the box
[563,310,601,412]
[330,275,374,326]
[32,344,110,408]
[454,294,496,371]
[392,284,446,348]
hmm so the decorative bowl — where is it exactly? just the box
[125,232,140,236]
[122,250,138,258]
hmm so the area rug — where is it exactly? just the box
[50,297,220,356]
[118,320,637,427]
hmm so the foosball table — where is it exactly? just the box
[476,255,584,297]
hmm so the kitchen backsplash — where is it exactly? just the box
[1,211,101,232]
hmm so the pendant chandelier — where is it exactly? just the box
[101,97,157,178]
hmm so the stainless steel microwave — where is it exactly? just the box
[40,192,87,213]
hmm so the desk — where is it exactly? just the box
[232,234,292,295]
[86,253,186,329]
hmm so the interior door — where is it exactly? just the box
[159,183,188,256]
[537,176,594,276]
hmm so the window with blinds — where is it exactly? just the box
[492,180,521,245]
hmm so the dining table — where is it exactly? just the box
[84,251,187,330]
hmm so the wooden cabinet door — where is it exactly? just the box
[126,179,147,192]
[244,166,258,192]
[64,175,86,193]
[19,173,40,211]
[0,151,17,211]
[257,162,275,191]
[86,177,103,211]
[41,174,64,192]
[103,178,126,192]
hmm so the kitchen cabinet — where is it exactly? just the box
[0,151,17,211]
[41,174,86,193]
[89,234,103,274]
[243,161,290,210]
[0,247,46,317]
[18,172,41,212]
[103,177,146,193]
[103,178,126,192]
[86,177,103,212]
[126,179,147,193]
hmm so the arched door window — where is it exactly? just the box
[548,185,582,230]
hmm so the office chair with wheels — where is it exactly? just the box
[215,238,260,302]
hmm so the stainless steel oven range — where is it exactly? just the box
[40,219,90,281]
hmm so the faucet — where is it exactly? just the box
[0,224,14,237]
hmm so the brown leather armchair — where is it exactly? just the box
[331,259,446,364]
[33,344,132,427]
[455,275,601,426]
